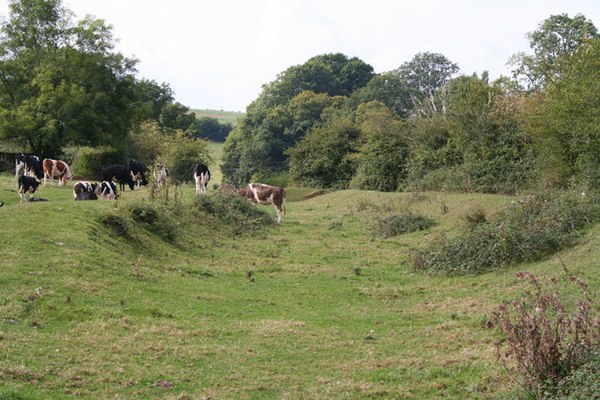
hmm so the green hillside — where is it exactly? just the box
[193,109,245,126]
[1,174,598,399]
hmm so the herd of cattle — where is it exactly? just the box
[13,153,287,223]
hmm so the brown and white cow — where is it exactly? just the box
[238,183,286,223]
[43,158,72,187]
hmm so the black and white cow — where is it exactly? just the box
[75,191,98,201]
[238,183,286,223]
[128,160,148,187]
[72,181,99,199]
[99,180,117,200]
[15,154,43,179]
[194,163,211,195]
[102,165,135,191]
[154,164,169,187]
[18,175,41,204]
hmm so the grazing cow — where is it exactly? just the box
[75,191,98,201]
[72,181,99,199]
[128,160,148,187]
[99,180,117,200]
[15,154,43,179]
[154,164,169,187]
[239,183,286,223]
[194,163,211,195]
[102,165,135,191]
[43,158,72,186]
[18,175,41,204]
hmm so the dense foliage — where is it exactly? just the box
[0,0,227,165]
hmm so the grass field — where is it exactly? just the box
[193,109,245,126]
[0,172,598,399]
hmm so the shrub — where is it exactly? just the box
[65,146,124,179]
[549,349,600,400]
[96,212,131,237]
[371,212,436,238]
[490,271,600,399]
[128,201,178,243]
[195,192,273,236]
[413,191,597,274]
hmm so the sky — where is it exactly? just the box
[1,0,600,112]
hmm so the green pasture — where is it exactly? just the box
[193,109,244,126]
[0,174,598,399]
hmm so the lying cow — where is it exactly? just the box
[43,158,72,186]
[129,159,148,187]
[72,181,99,199]
[18,175,41,204]
[194,163,211,195]
[154,164,169,187]
[102,165,135,191]
[238,183,286,223]
[99,180,117,200]
[75,191,98,201]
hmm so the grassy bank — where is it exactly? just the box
[0,175,598,399]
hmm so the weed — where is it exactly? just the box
[490,270,600,398]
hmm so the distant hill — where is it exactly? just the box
[193,109,245,126]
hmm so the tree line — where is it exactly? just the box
[0,0,232,168]
[222,13,600,194]
[2,1,599,194]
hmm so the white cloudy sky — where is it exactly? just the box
[1,0,600,111]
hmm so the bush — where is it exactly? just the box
[371,212,436,238]
[128,201,179,243]
[490,271,600,398]
[413,191,597,274]
[195,192,273,236]
[550,349,600,400]
[65,146,124,179]
[96,212,131,237]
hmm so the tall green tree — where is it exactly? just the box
[221,53,373,184]
[509,13,598,89]
[0,0,138,156]
[393,52,459,116]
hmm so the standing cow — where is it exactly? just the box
[43,159,72,186]
[194,163,211,195]
[15,154,43,179]
[154,164,169,187]
[18,175,41,204]
[102,165,135,191]
[128,160,148,187]
[238,183,286,223]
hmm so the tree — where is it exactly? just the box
[531,38,600,189]
[287,117,361,188]
[393,52,459,116]
[221,53,373,184]
[347,73,412,118]
[509,13,598,89]
[0,0,138,157]
[351,102,409,192]
[159,102,198,135]
[196,116,232,142]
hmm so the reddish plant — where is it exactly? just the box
[490,269,599,398]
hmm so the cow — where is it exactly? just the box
[154,164,169,187]
[15,154,43,179]
[101,165,135,191]
[72,181,99,199]
[43,158,72,186]
[18,175,41,204]
[99,180,117,200]
[238,183,286,223]
[128,160,148,187]
[194,163,211,195]
[75,191,98,201]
